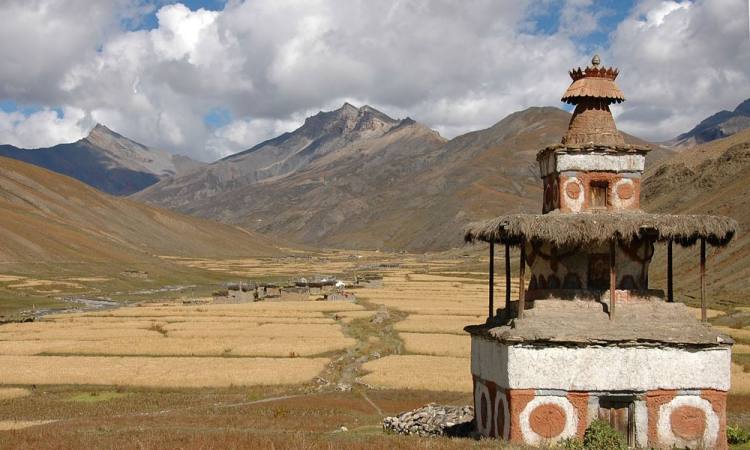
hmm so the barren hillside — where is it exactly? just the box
[0,157,279,264]
[643,128,750,305]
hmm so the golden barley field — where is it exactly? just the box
[1,248,748,448]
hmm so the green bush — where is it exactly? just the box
[728,424,750,445]
[582,420,626,450]
[558,437,584,449]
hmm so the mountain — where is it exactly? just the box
[668,98,750,148]
[643,128,750,305]
[138,105,665,251]
[0,124,204,196]
[136,103,424,210]
[0,156,279,264]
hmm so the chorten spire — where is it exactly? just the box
[561,55,625,146]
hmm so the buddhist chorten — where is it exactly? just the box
[463,56,738,449]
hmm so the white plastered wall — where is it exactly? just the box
[471,338,731,392]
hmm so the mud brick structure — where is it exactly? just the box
[463,56,738,449]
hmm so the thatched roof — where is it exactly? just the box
[464,211,738,248]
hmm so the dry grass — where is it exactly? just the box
[0,336,355,357]
[0,328,161,341]
[166,323,345,338]
[0,355,329,388]
[686,307,724,320]
[732,363,750,395]
[359,355,472,392]
[0,387,30,400]
[332,310,377,323]
[715,326,750,342]
[400,333,471,358]
[70,301,364,318]
[0,420,56,431]
[0,275,25,282]
[395,314,483,334]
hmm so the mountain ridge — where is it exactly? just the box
[0,124,204,195]
[0,156,279,263]
[668,98,750,148]
[137,105,666,251]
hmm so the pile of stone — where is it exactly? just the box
[382,403,474,437]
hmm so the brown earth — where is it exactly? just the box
[643,128,750,307]
[0,156,279,263]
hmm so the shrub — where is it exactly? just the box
[728,424,750,445]
[582,420,626,450]
[558,437,584,449]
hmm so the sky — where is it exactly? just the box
[0,0,748,162]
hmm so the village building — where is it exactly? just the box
[464,56,738,449]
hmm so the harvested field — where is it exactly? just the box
[0,387,30,400]
[0,336,355,357]
[400,332,471,358]
[0,355,329,388]
[72,301,364,317]
[0,420,55,431]
[0,328,162,341]
[395,314,484,334]
[332,310,377,323]
[359,355,472,392]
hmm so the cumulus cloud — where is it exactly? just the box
[0,107,90,148]
[609,0,750,141]
[0,0,748,159]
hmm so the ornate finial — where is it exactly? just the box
[591,54,601,67]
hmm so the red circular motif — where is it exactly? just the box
[616,183,634,200]
[529,403,566,438]
[566,182,581,200]
[670,406,706,441]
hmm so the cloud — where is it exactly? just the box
[0,107,90,149]
[0,0,748,159]
[609,0,750,141]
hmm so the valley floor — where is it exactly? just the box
[0,250,748,448]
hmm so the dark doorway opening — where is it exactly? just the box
[590,181,609,208]
[587,253,609,290]
[598,396,635,447]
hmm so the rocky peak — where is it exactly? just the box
[83,123,146,151]
[734,98,750,116]
[300,103,400,139]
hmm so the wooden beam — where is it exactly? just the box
[701,238,707,323]
[518,241,526,319]
[610,239,616,320]
[488,242,495,320]
[667,240,674,303]
[505,243,511,314]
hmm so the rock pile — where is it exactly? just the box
[382,403,474,437]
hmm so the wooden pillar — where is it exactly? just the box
[505,243,511,311]
[488,242,495,320]
[518,241,526,319]
[700,238,707,323]
[609,239,616,320]
[667,240,674,302]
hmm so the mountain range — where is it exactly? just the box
[135,103,663,251]
[667,99,750,149]
[0,124,204,195]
